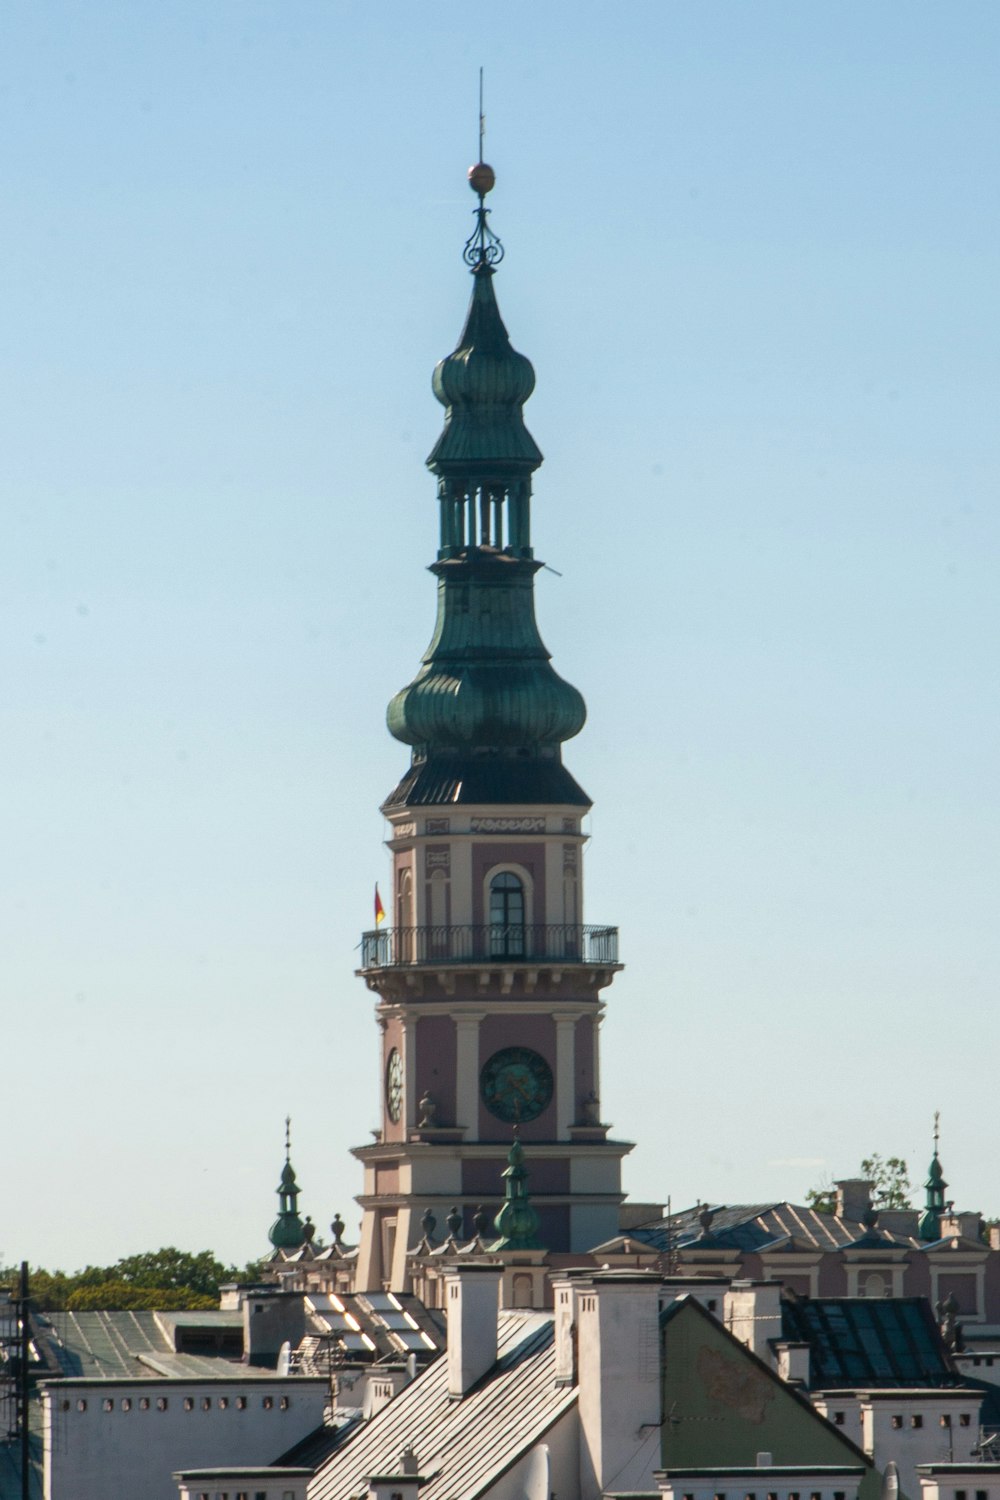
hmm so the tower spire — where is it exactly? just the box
[917,1111,947,1242]
[269,1116,306,1250]
[383,159,588,812]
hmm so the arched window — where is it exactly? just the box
[862,1272,886,1299]
[396,867,413,929]
[511,1272,534,1308]
[396,868,414,962]
[489,871,525,957]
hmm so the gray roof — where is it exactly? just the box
[38,1310,243,1380]
[631,1203,918,1254]
[294,1313,575,1500]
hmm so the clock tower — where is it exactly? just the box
[353,162,630,1291]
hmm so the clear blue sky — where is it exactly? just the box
[3,2,998,1270]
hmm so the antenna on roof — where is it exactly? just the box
[657,1194,680,1277]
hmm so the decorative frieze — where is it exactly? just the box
[470,816,545,833]
[426,818,450,834]
[562,843,578,872]
[393,822,417,839]
[424,846,451,873]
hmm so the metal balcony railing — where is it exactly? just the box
[359,923,619,970]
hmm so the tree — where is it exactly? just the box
[805,1179,836,1215]
[2,1246,247,1311]
[109,1248,236,1297]
[861,1154,912,1210]
[66,1282,218,1312]
[806,1155,913,1215]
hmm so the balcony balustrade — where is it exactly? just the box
[359,922,618,970]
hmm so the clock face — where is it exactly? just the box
[480,1046,553,1124]
[385,1048,403,1123]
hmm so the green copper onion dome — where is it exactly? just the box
[386,566,587,751]
[383,164,589,811]
[428,264,542,474]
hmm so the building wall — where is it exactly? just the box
[414,1014,458,1125]
[42,1378,327,1500]
[660,1308,880,1500]
[860,1394,981,1500]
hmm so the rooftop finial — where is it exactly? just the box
[934,1109,940,1154]
[464,69,503,269]
[478,65,485,163]
[285,1113,292,1162]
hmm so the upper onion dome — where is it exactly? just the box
[427,263,542,475]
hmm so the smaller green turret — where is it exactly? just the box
[917,1112,948,1243]
[269,1116,306,1251]
[492,1130,542,1250]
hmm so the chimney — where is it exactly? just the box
[550,1272,586,1386]
[366,1448,424,1500]
[577,1272,663,1500]
[835,1179,873,1221]
[444,1264,501,1399]
[363,1366,411,1418]
[724,1281,783,1360]
[774,1341,810,1385]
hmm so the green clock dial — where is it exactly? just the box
[480,1046,553,1124]
[385,1048,403,1123]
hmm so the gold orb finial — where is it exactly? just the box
[468,162,495,197]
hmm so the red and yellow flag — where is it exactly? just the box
[374,883,386,927]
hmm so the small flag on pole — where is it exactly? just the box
[374,883,386,927]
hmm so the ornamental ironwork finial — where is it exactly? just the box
[463,69,504,269]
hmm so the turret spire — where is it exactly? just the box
[268,1115,306,1250]
[492,1129,542,1250]
[918,1111,948,1242]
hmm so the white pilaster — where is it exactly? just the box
[453,1012,485,1136]
[403,1016,417,1130]
[450,833,474,926]
[555,1014,582,1140]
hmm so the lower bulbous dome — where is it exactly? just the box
[387,658,586,751]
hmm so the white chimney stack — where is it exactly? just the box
[444,1264,501,1399]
